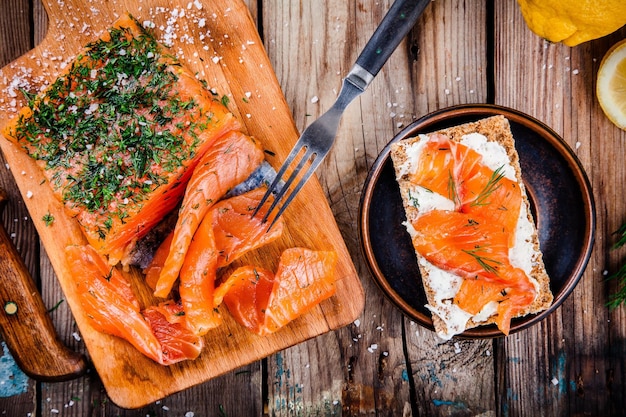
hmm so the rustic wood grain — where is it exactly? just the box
[0,0,364,408]
[494,1,626,416]
[2,0,626,415]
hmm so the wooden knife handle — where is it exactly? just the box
[0,223,87,381]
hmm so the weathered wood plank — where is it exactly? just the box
[0,0,40,416]
[494,0,626,415]
[263,0,495,415]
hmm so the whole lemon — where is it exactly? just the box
[517,0,626,46]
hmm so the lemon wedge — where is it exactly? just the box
[597,39,626,130]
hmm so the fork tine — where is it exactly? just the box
[264,151,325,231]
[252,142,305,218]
[262,146,315,224]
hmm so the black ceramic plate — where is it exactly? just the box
[359,104,595,338]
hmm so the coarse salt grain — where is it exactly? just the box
[551,377,559,385]
[26,191,33,199]
[311,95,319,103]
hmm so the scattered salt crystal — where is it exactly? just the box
[72,332,81,341]
[51,409,59,414]
[454,342,461,353]
[603,270,609,276]
[382,351,389,356]
[26,191,33,199]
[194,0,203,9]
[246,113,251,118]
[367,344,378,353]
[212,56,220,64]
[311,95,319,103]
[486,350,491,356]
[353,319,360,327]
[575,142,581,150]
[185,412,195,417]
[198,18,206,28]
[572,69,579,75]
[162,405,170,411]
[551,377,559,385]
[444,89,450,95]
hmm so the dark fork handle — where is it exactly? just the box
[355,0,430,82]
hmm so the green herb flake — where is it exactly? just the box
[42,212,55,226]
[11,16,213,242]
[607,222,626,309]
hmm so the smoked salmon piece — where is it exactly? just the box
[65,245,163,364]
[146,188,284,335]
[143,301,204,365]
[178,208,221,335]
[154,130,264,298]
[211,187,284,268]
[223,248,337,336]
[3,14,240,266]
[67,245,204,365]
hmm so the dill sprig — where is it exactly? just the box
[607,222,626,309]
[462,246,502,275]
[471,165,506,207]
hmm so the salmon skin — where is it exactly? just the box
[2,14,240,266]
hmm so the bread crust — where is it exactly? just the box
[390,115,553,337]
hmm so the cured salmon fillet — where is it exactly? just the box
[390,116,553,339]
[2,14,240,265]
[145,188,284,335]
[66,245,204,365]
[223,248,338,336]
[153,130,265,298]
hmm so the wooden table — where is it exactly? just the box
[1,0,625,415]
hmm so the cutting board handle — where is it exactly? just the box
[0,188,87,381]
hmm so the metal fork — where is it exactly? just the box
[256,0,431,228]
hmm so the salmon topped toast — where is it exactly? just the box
[2,14,240,265]
[390,116,553,339]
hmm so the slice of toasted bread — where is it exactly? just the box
[390,115,553,339]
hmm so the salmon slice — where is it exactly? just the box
[154,130,264,298]
[65,245,163,364]
[3,14,240,266]
[143,231,174,290]
[223,248,337,336]
[212,188,284,268]
[221,266,276,335]
[143,301,204,365]
[178,209,221,335]
[146,188,283,335]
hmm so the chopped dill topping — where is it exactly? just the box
[462,246,502,275]
[471,165,506,207]
[11,16,218,240]
[42,212,55,226]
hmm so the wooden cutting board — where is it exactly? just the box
[0,0,364,408]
